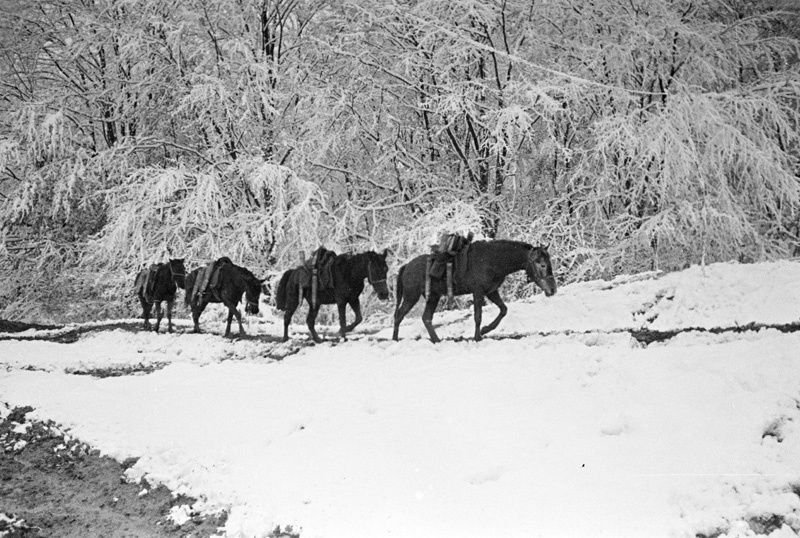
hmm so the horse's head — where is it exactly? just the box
[244,273,266,315]
[526,246,557,297]
[366,249,390,301]
[168,258,187,289]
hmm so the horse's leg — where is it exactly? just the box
[337,301,348,338]
[472,292,484,341]
[282,308,293,343]
[281,288,301,342]
[479,289,508,337]
[222,300,244,338]
[306,301,323,344]
[139,294,152,331]
[342,298,362,335]
[191,299,207,333]
[166,299,174,333]
[421,293,442,343]
[234,304,245,335]
[392,288,419,341]
[223,307,238,337]
[154,300,163,333]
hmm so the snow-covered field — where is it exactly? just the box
[2,260,800,538]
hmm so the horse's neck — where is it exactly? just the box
[488,242,530,275]
[233,267,257,290]
[348,254,369,281]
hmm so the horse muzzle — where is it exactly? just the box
[540,276,557,297]
[372,281,390,301]
[245,303,259,315]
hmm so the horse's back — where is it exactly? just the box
[398,254,428,294]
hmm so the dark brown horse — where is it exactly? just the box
[393,240,557,342]
[185,260,265,337]
[133,258,187,333]
[275,250,390,343]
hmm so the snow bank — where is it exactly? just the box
[1,259,800,538]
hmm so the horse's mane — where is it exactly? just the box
[486,239,533,249]
[232,263,258,282]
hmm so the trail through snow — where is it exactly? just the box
[2,260,800,538]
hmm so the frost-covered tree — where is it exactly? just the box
[521,0,800,276]
[1,0,798,321]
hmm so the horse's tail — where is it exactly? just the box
[133,270,146,297]
[184,270,197,309]
[395,264,406,312]
[275,269,292,311]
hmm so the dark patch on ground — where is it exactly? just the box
[0,320,145,343]
[629,321,800,345]
[0,320,62,333]
[5,316,800,350]
[68,362,170,378]
[0,407,228,538]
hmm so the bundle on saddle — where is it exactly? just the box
[299,247,337,307]
[134,264,163,303]
[427,232,473,303]
[190,256,233,304]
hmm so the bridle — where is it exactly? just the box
[168,262,185,280]
[244,275,261,311]
[366,260,386,287]
[526,248,547,283]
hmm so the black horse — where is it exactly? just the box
[275,249,391,343]
[133,258,187,333]
[184,260,265,337]
[393,240,557,343]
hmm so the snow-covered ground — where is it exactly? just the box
[2,260,800,538]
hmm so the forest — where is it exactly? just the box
[1,0,799,322]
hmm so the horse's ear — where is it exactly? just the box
[382,248,389,259]
[259,278,267,284]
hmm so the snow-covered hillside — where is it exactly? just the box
[2,260,800,538]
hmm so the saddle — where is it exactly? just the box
[426,233,472,303]
[191,257,232,303]
[302,247,337,290]
[429,232,472,280]
[134,264,163,303]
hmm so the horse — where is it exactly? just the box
[392,240,557,343]
[133,258,187,334]
[184,259,265,337]
[275,249,391,343]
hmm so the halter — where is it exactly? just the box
[168,262,185,279]
[367,260,386,286]
[243,274,261,310]
[526,248,547,283]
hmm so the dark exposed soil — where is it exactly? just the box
[0,407,228,538]
[0,320,62,333]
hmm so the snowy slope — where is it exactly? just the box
[2,260,800,538]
